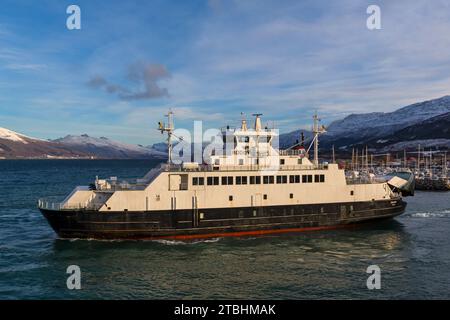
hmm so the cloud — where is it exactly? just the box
[87,62,171,100]
[5,63,47,71]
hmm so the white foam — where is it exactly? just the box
[410,210,450,218]
[154,238,222,245]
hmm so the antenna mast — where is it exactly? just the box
[158,110,174,165]
[312,113,326,167]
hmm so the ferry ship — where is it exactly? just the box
[38,113,414,240]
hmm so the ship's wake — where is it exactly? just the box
[153,238,222,245]
[62,237,223,244]
[408,209,450,218]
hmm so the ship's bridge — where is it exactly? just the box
[209,114,313,168]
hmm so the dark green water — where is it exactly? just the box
[1,160,450,299]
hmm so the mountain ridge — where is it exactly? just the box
[2,95,450,158]
[280,95,450,152]
[0,128,166,159]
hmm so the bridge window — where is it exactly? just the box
[250,176,261,184]
[207,177,219,185]
[236,176,248,185]
[314,174,325,183]
[289,175,300,183]
[263,176,274,184]
[302,175,313,183]
[277,175,288,184]
[193,177,204,186]
[222,176,233,185]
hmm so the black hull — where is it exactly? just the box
[40,199,406,240]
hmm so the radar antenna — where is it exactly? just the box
[306,112,326,167]
[158,110,175,165]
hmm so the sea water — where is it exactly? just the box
[1,159,450,299]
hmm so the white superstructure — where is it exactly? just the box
[40,114,399,213]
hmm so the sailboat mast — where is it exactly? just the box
[332,145,335,164]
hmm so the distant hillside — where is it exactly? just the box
[364,112,450,152]
[0,127,88,159]
[326,95,450,138]
[52,134,166,159]
[279,95,450,152]
[0,128,166,159]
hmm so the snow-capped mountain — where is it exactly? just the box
[0,127,89,158]
[364,112,450,152]
[0,129,166,159]
[326,95,450,139]
[280,95,450,151]
[0,127,31,144]
[52,134,166,159]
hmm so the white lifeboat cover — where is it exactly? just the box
[387,176,408,189]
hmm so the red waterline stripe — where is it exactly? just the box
[150,223,361,240]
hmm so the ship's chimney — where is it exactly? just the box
[252,113,263,131]
[240,113,248,131]
[241,120,248,131]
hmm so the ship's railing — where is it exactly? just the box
[38,198,103,211]
[345,176,388,185]
[278,149,307,156]
[162,163,329,172]
[95,178,149,191]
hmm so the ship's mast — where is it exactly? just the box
[252,113,263,165]
[158,110,174,165]
[312,113,326,167]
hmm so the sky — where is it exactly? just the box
[1,0,450,145]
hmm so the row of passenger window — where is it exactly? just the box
[192,174,325,186]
